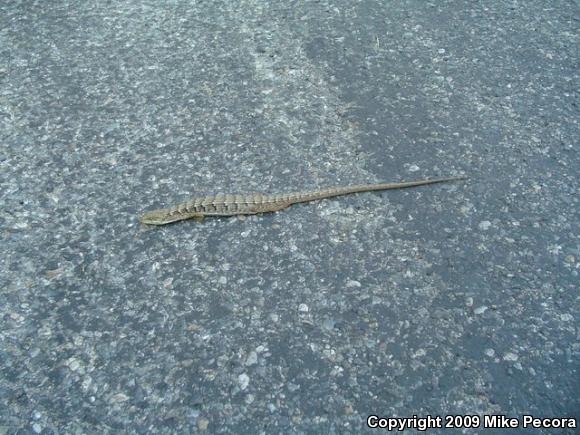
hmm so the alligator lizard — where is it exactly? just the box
[139,176,466,225]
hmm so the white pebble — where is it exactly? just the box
[238,373,250,390]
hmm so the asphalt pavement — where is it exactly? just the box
[1,1,578,433]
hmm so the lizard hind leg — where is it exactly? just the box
[248,202,290,214]
[271,203,291,212]
[262,202,291,214]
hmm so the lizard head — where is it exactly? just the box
[140,208,175,225]
[140,208,180,225]
[139,208,204,225]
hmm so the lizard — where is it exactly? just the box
[139,175,467,225]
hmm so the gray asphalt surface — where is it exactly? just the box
[1,1,578,434]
